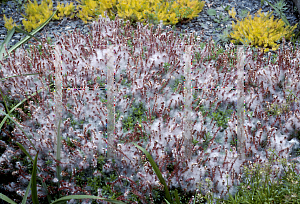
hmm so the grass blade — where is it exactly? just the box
[132,142,172,203]
[0,10,58,64]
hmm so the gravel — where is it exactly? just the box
[1,0,300,59]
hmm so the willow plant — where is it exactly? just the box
[0,9,128,204]
[0,9,196,203]
[1,0,295,202]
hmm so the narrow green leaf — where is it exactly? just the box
[22,176,32,204]
[31,150,39,204]
[0,193,18,204]
[0,88,46,152]
[261,0,290,27]
[132,142,172,203]
[174,189,180,204]
[0,10,58,64]
[50,195,126,204]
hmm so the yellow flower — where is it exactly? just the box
[228,7,236,19]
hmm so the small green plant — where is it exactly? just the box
[171,75,185,93]
[206,5,232,24]
[162,62,172,74]
[200,131,213,152]
[71,156,124,202]
[263,88,299,118]
[205,5,241,45]
[239,8,251,19]
[208,107,233,130]
[121,99,155,134]
[219,147,300,204]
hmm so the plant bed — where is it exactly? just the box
[0,10,300,204]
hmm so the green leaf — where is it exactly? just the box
[0,193,17,204]
[207,9,216,16]
[214,19,220,23]
[31,150,39,204]
[223,16,229,22]
[223,5,231,12]
[261,0,290,27]
[132,142,173,203]
[50,195,126,204]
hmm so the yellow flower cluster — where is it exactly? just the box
[226,8,297,52]
[3,0,206,33]
[228,7,236,19]
[115,0,205,27]
[4,0,78,33]
[75,0,119,24]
